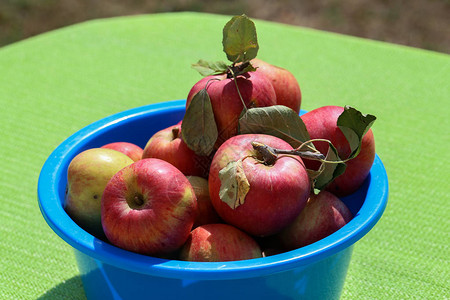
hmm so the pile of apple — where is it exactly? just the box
[64,15,376,262]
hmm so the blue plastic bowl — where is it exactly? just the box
[38,100,388,300]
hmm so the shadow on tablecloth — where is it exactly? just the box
[37,275,86,300]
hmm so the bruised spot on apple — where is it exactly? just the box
[64,148,134,239]
[209,134,311,237]
[277,191,353,250]
[301,105,375,196]
[142,124,211,178]
[101,158,198,256]
[186,71,276,148]
[179,223,262,262]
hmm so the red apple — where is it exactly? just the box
[209,134,311,237]
[301,105,375,196]
[64,148,134,239]
[101,142,144,162]
[186,71,277,147]
[142,124,211,178]
[278,191,353,250]
[101,158,197,256]
[179,223,262,262]
[252,58,302,113]
[186,176,221,228]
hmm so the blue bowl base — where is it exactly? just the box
[74,246,353,300]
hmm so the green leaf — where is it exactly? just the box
[181,88,218,156]
[192,59,229,77]
[222,14,259,63]
[218,160,250,209]
[314,143,347,190]
[337,106,376,159]
[238,105,314,149]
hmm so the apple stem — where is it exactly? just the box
[297,138,353,164]
[205,77,221,88]
[228,66,248,113]
[251,141,277,165]
[276,149,325,161]
[251,141,326,165]
[172,126,180,139]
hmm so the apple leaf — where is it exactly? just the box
[181,88,218,156]
[218,160,250,209]
[337,106,376,159]
[313,143,347,190]
[222,14,259,63]
[238,105,314,149]
[192,59,229,77]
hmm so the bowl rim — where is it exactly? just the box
[37,99,388,280]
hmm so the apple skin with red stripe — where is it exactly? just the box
[301,105,375,197]
[251,58,302,114]
[208,134,310,237]
[101,158,198,257]
[142,124,211,178]
[101,142,144,162]
[180,223,262,262]
[277,191,353,250]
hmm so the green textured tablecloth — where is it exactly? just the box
[0,12,448,299]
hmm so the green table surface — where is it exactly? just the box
[0,12,448,299]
